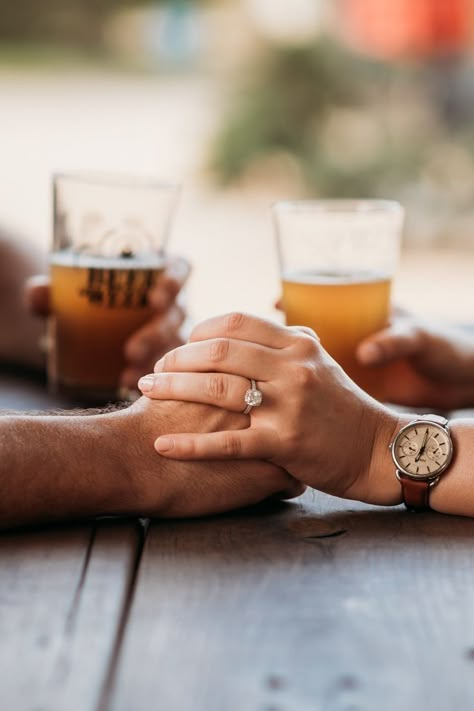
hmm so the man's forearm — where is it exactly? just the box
[0,412,134,528]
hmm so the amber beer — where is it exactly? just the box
[281,269,391,398]
[49,250,165,400]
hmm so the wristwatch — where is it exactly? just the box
[390,415,454,512]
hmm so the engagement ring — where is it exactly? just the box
[243,379,263,415]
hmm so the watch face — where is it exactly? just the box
[392,421,452,479]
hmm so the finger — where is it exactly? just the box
[154,427,279,460]
[274,297,283,311]
[189,312,301,349]
[25,276,50,317]
[293,325,320,341]
[138,371,253,412]
[153,338,281,381]
[125,303,186,365]
[356,321,423,366]
[148,256,191,312]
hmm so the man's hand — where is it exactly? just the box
[116,397,304,518]
[27,256,191,387]
[0,232,46,368]
[356,311,474,409]
[137,312,403,506]
[0,396,303,528]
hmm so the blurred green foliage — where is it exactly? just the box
[211,39,456,198]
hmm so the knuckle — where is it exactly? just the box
[207,374,228,401]
[298,326,319,342]
[222,432,241,458]
[281,427,303,452]
[224,311,246,334]
[296,333,320,358]
[209,338,230,363]
[292,362,317,389]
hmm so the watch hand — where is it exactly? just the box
[415,428,430,462]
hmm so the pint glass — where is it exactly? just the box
[49,173,180,403]
[273,200,404,399]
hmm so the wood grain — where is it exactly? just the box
[0,519,141,711]
[3,376,474,710]
[108,492,474,711]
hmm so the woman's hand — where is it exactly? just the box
[27,256,191,387]
[138,312,403,505]
[357,311,474,409]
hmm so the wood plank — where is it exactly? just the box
[0,519,141,711]
[108,492,474,711]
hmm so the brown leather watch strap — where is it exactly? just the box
[398,473,430,512]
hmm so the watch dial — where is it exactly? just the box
[394,423,451,478]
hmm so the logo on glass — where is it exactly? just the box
[79,266,155,309]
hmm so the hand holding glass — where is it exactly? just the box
[273,200,404,399]
[49,173,180,403]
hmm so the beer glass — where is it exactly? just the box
[273,200,404,399]
[49,172,180,403]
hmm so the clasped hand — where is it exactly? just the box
[138,312,396,503]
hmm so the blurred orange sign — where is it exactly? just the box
[340,0,472,57]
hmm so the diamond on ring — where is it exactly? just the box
[243,379,263,414]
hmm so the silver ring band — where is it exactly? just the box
[243,379,263,414]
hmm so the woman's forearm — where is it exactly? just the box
[430,419,474,516]
[370,415,474,517]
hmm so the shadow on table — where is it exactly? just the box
[146,490,474,569]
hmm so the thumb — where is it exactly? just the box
[357,321,423,366]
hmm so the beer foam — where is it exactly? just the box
[282,269,390,285]
[49,249,166,270]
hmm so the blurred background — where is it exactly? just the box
[1,0,473,322]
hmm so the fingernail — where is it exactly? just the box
[359,343,382,364]
[155,436,173,453]
[138,375,155,392]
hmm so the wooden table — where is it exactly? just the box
[2,370,474,711]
